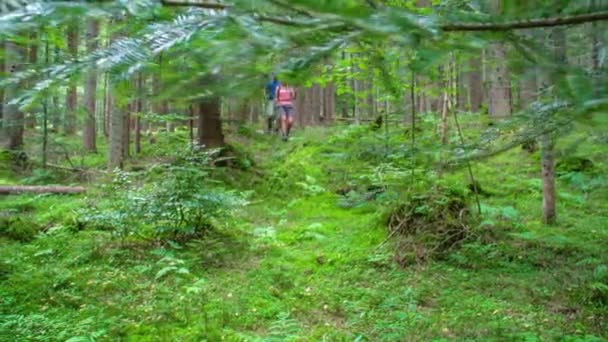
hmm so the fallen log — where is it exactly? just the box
[0,185,86,195]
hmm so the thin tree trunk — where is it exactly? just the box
[83,20,99,152]
[312,83,323,125]
[65,24,79,135]
[540,134,556,224]
[4,40,24,150]
[26,32,38,129]
[134,73,143,154]
[0,44,4,133]
[351,53,359,124]
[42,34,50,167]
[0,185,86,194]
[440,91,449,145]
[324,83,335,123]
[540,26,566,225]
[103,72,111,138]
[109,95,125,169]
[51,46,61,132]
[122,106,130,158]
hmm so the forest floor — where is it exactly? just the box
[1,118,608,341]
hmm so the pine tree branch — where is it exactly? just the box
[160,0,230,10]
[442,11,608,31]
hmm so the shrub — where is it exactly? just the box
[83,150,244,242]
[0,216,40,242]
[385,186,473,266]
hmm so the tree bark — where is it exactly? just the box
[540,26,566,225]
[468,56,483,112]
[198,97,224,148]
[312,83,323,125]
[487,1,512,118]
[26,32,38,129]
[323,82,335,123]
[0,185,86,195]
[487,53,511,117]
[83,20,99,152]
[65,24,79,135]
[0,43,4,133]
[4,40,24,150]
[122,106,131,158]
[540,134,556,224]
[109,89,125,169]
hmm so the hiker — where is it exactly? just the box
[265,75,280,134]
[275,82,296,141]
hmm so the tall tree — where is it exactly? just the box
[134,73,144,155]
[0,41,4,133]
[109,85,125,169]
[540,26,566,225]
[468,56,483,112]
[26,32,38,129]
[83,19,99,152]
[487,1,512,118]
[65,23,79,135]
[3,40,24,150]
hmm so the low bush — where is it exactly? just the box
[0,216,40,242]
[82,150,244,242]
[385,185,473,266]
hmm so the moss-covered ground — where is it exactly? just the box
[1,119,607,341]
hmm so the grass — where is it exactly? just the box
[1,118,607,341]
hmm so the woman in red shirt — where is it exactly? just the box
[275,83,296,141]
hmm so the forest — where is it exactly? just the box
[1,0,607,340]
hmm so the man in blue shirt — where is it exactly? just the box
[265,75,280,133]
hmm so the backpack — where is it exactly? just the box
[277,86,294,103]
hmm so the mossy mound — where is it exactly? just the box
[386,186,472,266]
[0,216,40,242]
[557,156,595,174]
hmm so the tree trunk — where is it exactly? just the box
[323,83,335,123]
[109,99,125,169]
[468,57,480,112]
[487,44,511,118]
[4,40,24,150]
[0,44,4,133]
[65,24,79,135]
[487,0,512,118]
[540,26,566,225]
[440,91,449,145]
[26,32,38,129]
[122,106,130,158]
[312,83,323,125]
[198,97,224,148]
[83,20,99,152]
[0,185,86,194]
[540,134,556,224]
[50,46,61,132]
[103,72,111,138]
[134,74,143,155]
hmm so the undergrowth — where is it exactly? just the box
[1,117,607,340]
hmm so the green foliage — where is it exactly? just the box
[386,185,472,265]
[83,150,244,241]
[0,216,40,242]
[586,264,608,306]
[267,312,301,341]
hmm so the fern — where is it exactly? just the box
[267,312,301,341]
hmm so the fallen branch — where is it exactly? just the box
[160,0,229,10]
[45,163,86,173]
[0,185,86,195]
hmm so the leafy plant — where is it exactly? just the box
[82,151,244,242]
